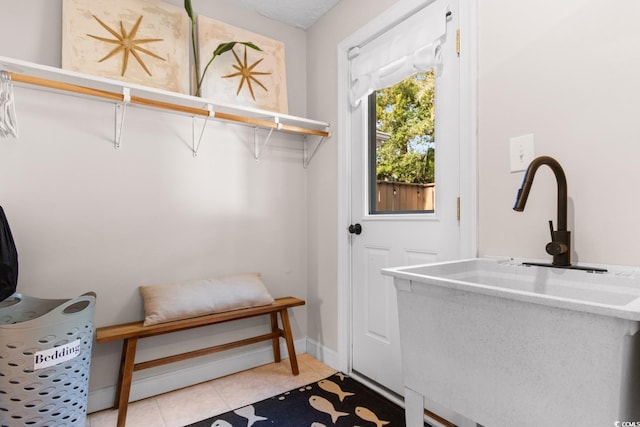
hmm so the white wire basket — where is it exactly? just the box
[0,292,96,427]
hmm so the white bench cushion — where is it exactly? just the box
[139,273,275,326]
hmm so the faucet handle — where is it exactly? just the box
[546,240,568,256]
[546,220,568,256]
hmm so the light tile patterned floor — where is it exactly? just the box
[87,354,336,427]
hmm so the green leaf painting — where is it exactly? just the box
[184,0,261,97]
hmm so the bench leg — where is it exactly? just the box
[279,308,299,375]
[114,337,138,427]
[270,312,282,363]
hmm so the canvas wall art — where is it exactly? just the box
[196,16,288,114]
[62,0,190,94]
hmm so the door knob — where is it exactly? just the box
[348,224,362,235]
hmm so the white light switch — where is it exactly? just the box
[509,134,535,172]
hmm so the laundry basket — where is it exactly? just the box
[0,292,96,427]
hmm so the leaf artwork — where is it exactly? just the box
[184,0,271,99]
[87,15,166,77]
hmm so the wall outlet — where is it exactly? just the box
[509,134,535,172]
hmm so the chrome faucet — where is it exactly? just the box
[513,156,571,267]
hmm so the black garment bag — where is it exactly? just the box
[0,206,18,301]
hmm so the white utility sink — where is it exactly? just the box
[385,257,640,319]
[382,257,640,427]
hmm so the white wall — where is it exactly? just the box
[477,0,640,267]
[306,0,399,357]
[0,0,310,410]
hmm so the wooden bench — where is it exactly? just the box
[96,296,305,427]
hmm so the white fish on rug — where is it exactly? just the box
[210,420,232,427]
[308,395,349,423]
[234,405,268,426]
[355,406,390,427]
[318,379,355,402]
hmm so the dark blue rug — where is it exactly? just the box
[185,372,407,426]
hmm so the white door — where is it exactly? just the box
[350,0,461,396]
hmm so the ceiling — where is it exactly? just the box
[233,0,342,29]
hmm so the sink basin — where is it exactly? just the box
[383,257,640,320]
[382,257,640,427]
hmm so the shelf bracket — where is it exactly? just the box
[114,87,130,149]
[303,133,328,168]
[192,104,214,157]
[253,119,280,161]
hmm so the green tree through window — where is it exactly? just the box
[375,70,435,184]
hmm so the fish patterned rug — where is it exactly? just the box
[185,372,408,427]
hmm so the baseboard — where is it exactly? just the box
[87,338,307,414]
[305,337,340,370]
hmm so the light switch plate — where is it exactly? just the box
[509,134,535,172]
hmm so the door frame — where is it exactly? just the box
[336,0,478,376]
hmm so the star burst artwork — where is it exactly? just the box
[62,0,190,94]
[222,46,271,101]
[197,16,288,114]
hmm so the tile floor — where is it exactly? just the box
[86,354,337,427]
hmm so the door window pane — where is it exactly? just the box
[369,70,436,214]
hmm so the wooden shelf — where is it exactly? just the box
[0,56,330,165]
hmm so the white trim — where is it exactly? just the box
[336,0,478,385]
[305,337,341,370]
[87,338,307,413]
[458,0,479,259]
[337,29,352,376]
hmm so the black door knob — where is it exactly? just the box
[348,224,362,235]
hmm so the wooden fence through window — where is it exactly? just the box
[376,181,435,212]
